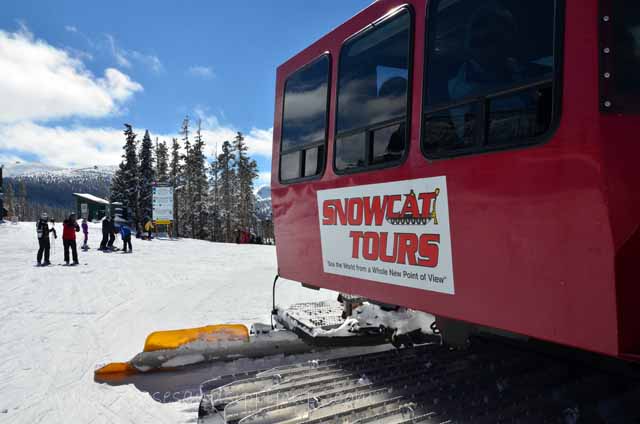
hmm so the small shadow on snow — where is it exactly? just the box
[94,362,218,404]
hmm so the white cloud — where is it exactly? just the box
[0,153,25,166]
[0,28,142,124]
[187,65,215,79]
[0,122,124,168]
[244,127,273,158]
[64,25,78,33]
[190,109,273,159]
[100,68,142,101]
[257,171,271,187]
[105,34,163,73]
[129,50,163,73]
[105,34,131,68]
[0,117,272,169]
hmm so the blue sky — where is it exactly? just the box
[0,0,371,184]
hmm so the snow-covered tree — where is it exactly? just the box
[208,150,222,241]
[233,132,258,231]
[4,181,14,216]
[169,137,181,237]
[110,162,127,205]
[156,140,169,183]
[189,120,209,239]
[122,124,140,224]
[138,130,155,222]
[17,181,28,219]
[177,117,193,237]
[217,140,236,242]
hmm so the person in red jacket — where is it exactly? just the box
[62,213,80,265]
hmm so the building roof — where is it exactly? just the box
[73,193,110,205]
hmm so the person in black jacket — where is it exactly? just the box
[36,213,57,266]
[107,219,116,249]
[100,216,113,250]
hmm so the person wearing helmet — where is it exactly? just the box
[62,212,80,265]
[36,212,56,266]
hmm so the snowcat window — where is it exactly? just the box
[280,55,330,182]
[335,8,412,173]
[423,0,560,158]
[601,0,640,113]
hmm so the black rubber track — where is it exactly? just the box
[198,336,640,424]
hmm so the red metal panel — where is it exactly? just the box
[271,0,638,359]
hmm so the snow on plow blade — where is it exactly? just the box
[143,324,249,352]
[95,324,252,379]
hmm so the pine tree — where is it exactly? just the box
[189,120,209,239]
[178,116,193,237]
[208,149,221,241]
[110,162,127,204]
[156,140,169,183]
[122,124,140,224]
[217,140,236,242]
[4,182,14,217]
[169,137,181,237]
[138,130,155,222]
[18,181,28,219]
[233,132,259,231]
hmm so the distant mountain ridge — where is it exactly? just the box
[254,185,272,220]
[3,164,116,211]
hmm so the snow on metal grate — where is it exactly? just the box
[285,301,345,329]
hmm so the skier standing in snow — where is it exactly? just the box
[107,219,117,249]
[120,223,133,253]
[36,213,57,266]
[62,213,80,265]
[81,218,89,250]
[100,215,112,250]
[144,218,154,240]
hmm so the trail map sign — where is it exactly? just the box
[152,185,174,224]
[316,176,455,295]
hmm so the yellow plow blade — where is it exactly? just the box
[94,324,249,378]
[143,324,249,352]
[94,362,137,376]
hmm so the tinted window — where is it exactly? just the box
[280,151,302,181]
[335,9,412,172]
[280,55,329,182]
[423,0,558,157]
[282,56,329,151]
[602,0,640,112]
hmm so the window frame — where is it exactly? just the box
[421,0,565,160]
[333,5,415,176]
[278,53,332,185]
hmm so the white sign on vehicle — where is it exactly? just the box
[152,186,174,221]
[316,176,455,295]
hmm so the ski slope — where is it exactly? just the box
[0,222,336,423]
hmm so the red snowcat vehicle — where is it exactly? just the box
[97,0,640,422]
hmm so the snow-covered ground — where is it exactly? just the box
[0,222,336,423]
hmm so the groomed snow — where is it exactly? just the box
[0,222,336,423]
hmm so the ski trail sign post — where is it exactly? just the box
[152,185,174,237]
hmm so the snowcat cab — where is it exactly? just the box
[96,1,640,422]
[271,0,640,360]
